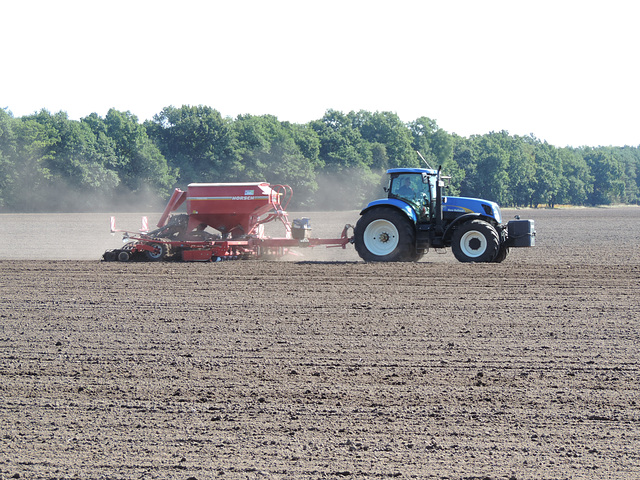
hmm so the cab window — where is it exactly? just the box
[390,174,431,220]
[391,174,420,200]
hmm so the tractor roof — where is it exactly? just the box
[386,168,439,175]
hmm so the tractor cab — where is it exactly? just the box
[388,169,438,222]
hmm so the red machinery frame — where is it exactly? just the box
[105,182,353,262]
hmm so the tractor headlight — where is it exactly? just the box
[484,203,501,223]
[493,206,502,223]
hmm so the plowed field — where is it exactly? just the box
[1,207,639,479]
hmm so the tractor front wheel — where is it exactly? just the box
[451,220,500,263]
[354,207,417,262]
[492,245,510,263]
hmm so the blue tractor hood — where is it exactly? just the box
[362,196,502,224]
[442,196,502,223]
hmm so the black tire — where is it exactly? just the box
[492,246,510,263]
[117,251,130,262]
[412,248,426,262]
[144,243,167,261]
[354,207,417,262]
[451,220,500,263]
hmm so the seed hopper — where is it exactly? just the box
[103,182,353,262]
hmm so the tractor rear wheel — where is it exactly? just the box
[354,207,417,262]
[451,220,500,263]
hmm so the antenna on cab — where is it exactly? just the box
[416,150,433,170]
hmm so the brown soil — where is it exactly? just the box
[1,207,639,479]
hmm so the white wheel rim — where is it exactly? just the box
[363,219,399,256]
[460,231,487,258]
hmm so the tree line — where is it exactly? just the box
[1,105,639,212]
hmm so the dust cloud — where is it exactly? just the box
[309,170,386,211]
[0,212,163,261]
[0,174,371,262]
[0,178,168,215]
[0,210,362,262]
[0,182,170,259]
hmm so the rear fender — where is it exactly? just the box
[360,199,417,223]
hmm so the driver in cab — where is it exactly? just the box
[395,175,429,220]
[397,177,415,198]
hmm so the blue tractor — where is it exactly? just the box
[354,167,535,262]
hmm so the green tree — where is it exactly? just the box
[617,146,640,204]
[86,109,175,195]
[310,110,372,172]
[146,105,239,185]
[233,114,319,206]
[6,105,640,212]
[478,134,510,205]
[523,138,563,208]
[584,147,625,205]
[351,110,417,170]
[8,114,59,211]
[556,147,592,205]
[408,117,452,167]
[503,135,536,207]
[287,122,322,171]
[453,134,480,197]
[409,116,461,194]
[0,109,17,209]
[25,111,121,209]
[309,110,379,209]
[459,132,510,205]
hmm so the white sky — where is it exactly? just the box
[3,0,639,147]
